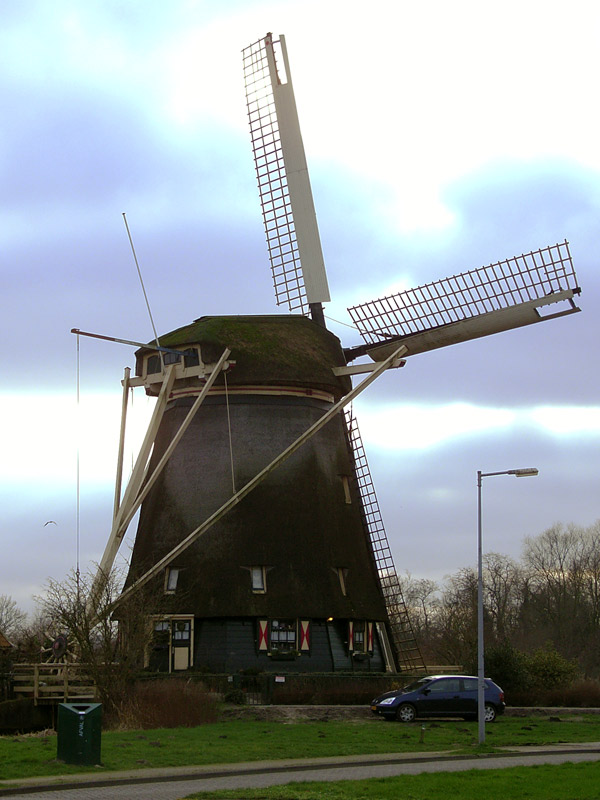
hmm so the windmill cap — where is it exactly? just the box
[135,315,351,397]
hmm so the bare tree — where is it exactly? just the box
[0,595,27,641]
[35,567,158,720]
[398,572,440,660]
[522,523,590,657]
[393,520,600,677]
[581,521,600,627]
[433,567,478,666]
[483,552,523,641]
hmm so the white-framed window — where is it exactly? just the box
[353,620,365,652]
[270,619,296,652]
[165,567,180,593]
[250,566,266,593]
[172,618,191,642]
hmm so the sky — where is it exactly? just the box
[1,0,599,615]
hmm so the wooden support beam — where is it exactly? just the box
[114,344,407,608]
[90,366,177,605]
[112,367,130,521]
[114,348,231,537]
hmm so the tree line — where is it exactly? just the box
[400,520,600,679]
[2,520,599,699]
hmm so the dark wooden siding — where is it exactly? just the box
[191,618,386,674]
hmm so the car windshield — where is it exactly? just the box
[401,678,431,693]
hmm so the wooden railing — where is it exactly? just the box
[11,664,97,705]
[424,665,464,674]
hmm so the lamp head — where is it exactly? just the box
[510,468,539,478]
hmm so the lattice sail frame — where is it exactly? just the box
[348,241,581,354]
[345,408,425,672]
[243,33,330,314]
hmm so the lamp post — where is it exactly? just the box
[477,467,538,745]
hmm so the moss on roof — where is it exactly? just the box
[137,315,351,396]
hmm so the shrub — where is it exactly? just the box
[476,643,580,706]
[484,643,530,695]
[111,679,218,729]
[542,678,600,708]
[526,645,579,690]
[223,688,247,705]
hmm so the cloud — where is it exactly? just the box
[368,424,600,583]
[2,1,598,611]
[356,402,516,450]
[334,159,599,410]
[442,159,600,256]
[530,406,600,436]
[355,400,600,452]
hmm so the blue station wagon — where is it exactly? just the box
[371,674,505,722]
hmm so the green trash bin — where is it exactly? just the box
[57,703,102,765]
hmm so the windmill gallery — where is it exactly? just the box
[76,34,581,675]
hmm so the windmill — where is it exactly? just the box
[94,33,581,675]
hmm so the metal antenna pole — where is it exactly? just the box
[477,470,484,745]
[75,332,81,596]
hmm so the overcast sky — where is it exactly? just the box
[2,0,599,615]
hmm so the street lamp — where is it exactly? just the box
[476,467,538,745]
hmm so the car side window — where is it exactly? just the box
[429,678,460,693]
[462,678,478,692]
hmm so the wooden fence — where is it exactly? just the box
[11,663,97,705]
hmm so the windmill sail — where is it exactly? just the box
[345,408,425,672]
[243,33,330,322]
[348,241,581,360]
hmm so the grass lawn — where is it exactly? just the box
[1,715,599,782]
[181,762,600,800]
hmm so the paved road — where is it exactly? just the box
[1,745,600,800]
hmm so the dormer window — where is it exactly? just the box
[183,348,200,368]
[147,354,161,374]
[163,351,181,366]
[335,567,348,596]
[251,566,266,593]
[341,475,352,504]
[165,568,180,593]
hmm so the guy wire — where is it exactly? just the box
[122,212,161,352]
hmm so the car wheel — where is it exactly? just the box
[484,703,497,723]
[396,703,417,723]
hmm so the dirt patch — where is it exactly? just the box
[220,705,376,722]
[220,705,600,722]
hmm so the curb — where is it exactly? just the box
[2,744,600,796]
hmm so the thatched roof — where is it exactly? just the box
[0,630,13,649]
[135,315,351,398]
